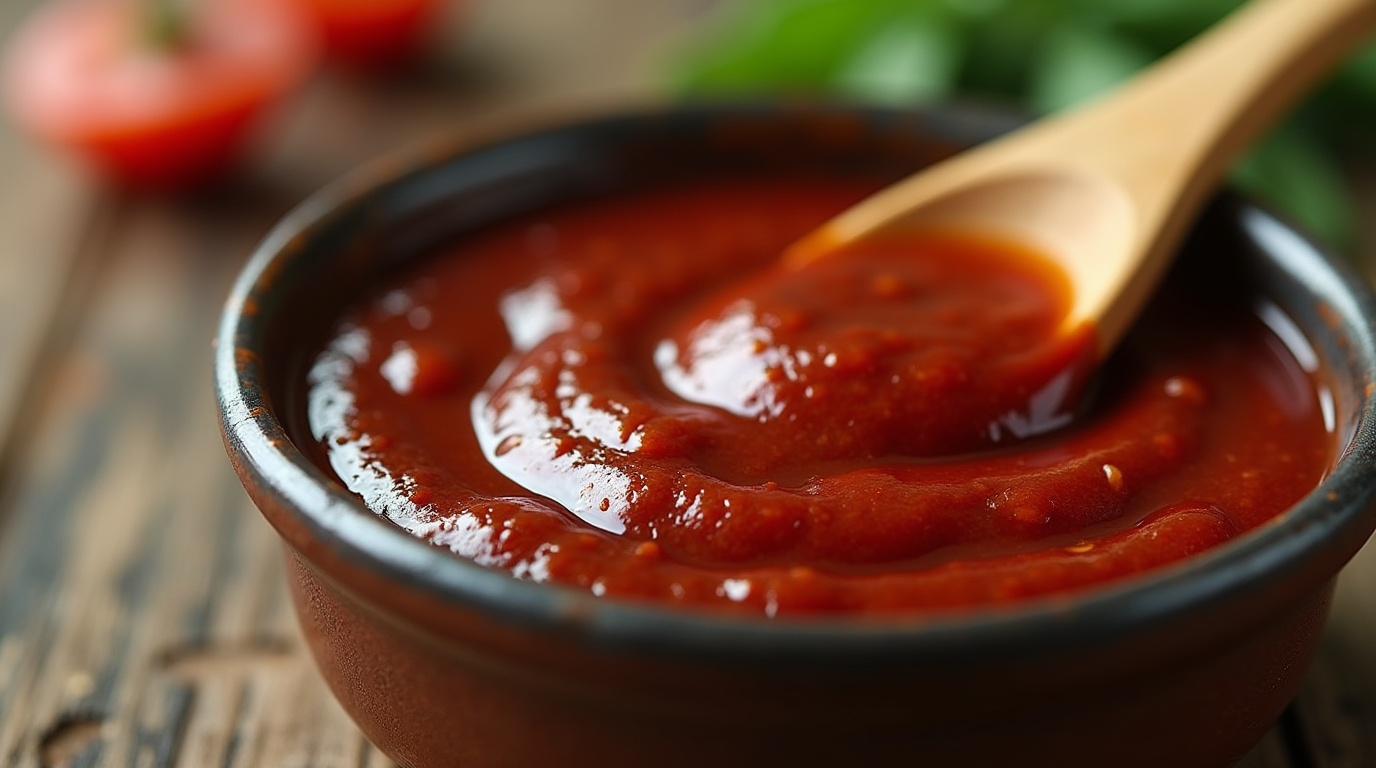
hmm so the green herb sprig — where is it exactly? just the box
[670,0,1376,249]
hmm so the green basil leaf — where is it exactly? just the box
[1027,23,1154,114]
[670,0,899,94]
[832,12,964,104]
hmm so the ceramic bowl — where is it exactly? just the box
[215,104,1376,768]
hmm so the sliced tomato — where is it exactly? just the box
[3,0,319,189]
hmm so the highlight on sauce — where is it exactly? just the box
[304,176,1333,617]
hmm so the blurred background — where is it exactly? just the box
[669,0,1376,252]
[2,0,1376,765]
[8,0,1376,243]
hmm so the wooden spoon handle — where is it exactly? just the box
[793,0,1376,355]
[1048,0,1376,241]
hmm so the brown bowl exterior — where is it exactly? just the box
[217,104,1376,768]
[281,540,1331,768]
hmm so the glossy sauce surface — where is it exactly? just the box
[305,178,1332,616]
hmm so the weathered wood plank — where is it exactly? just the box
[0,0,96,482]
[5,1,1373,766]
[261,0,719,197]
[0,3,715,766]
[1281,538,1376,768]
[0,189,382,768]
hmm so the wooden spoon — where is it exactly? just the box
[787,0,1376,358]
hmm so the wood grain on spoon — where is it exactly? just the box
[787,0,1376,358]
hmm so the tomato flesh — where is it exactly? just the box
[3,0,318,189]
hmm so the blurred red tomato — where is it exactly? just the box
[297,0,443,69]
[2,0,318,189]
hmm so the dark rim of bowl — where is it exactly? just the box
[215,102,1376,665]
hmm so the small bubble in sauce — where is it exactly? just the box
[1102,463,1125,492]
[1164,376,1206,404]
[719,578,752,601]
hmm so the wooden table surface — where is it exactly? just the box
[1,2,1375,766]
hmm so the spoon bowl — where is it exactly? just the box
[790,0,1376,358]
[216,102,1376,768]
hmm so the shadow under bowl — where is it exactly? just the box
[215,103,1376,768]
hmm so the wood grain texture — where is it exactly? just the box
[0,190,382,768]
[0,0,95,483]
[1294,538,1376,767]
[0,2,713,766]
[0,0,1373,766]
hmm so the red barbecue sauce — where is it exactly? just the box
[305,178,1332,616]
